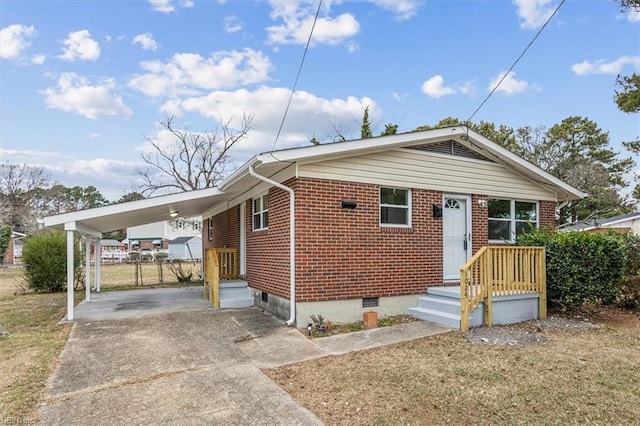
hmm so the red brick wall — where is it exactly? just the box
[204,178,560,303]
[205,205,240,250]
[472,195,489,252]
[294,178,444,303]
[539,200,556,232]
[245,184,292,299]
[5,238,15,264]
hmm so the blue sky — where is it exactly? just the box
[1,0,639,200]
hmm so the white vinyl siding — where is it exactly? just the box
[298,149,557,201]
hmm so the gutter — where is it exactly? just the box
[248,162,296,326]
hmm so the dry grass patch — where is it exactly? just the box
[0,292,71,421]
[267,309,640,425]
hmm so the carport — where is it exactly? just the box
[44,187,228,321]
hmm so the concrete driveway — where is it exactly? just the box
[40,288,323,425]
[40,287,450,425]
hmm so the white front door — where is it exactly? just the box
[443,196,470,281]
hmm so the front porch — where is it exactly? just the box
[410,246,547,331]
[203,248,253,309]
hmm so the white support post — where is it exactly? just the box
[95,238,101,292]
[67,230,75,321]
[85,237,91,302]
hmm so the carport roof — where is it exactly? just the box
[44,187,228,234]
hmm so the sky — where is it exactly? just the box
[1,0,639,201]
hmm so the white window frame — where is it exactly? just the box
[379,187,411,228]
[252,193,269,231]
[488,199,538,243]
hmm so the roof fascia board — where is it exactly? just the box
[64,221,102,238]
[257,127,465,165]
[44,187,224,228]
[597,214,640,227]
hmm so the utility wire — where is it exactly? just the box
[466,0,566,122]
[271,0,323,151]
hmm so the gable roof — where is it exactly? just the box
[562,212,640,232]
[222,126,586,202]
[169,236,201,245]
[44,126,585,236]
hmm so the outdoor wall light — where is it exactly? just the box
[477,199,487,208]
[433,204,443,218]
[341,199,357,209]
[169,211,179,218]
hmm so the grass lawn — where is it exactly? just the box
[1,263,639,424]
[267,307,640,425]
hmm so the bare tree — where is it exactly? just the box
[0,163,51,232]
[136,114,254,195]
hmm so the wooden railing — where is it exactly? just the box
[215,247,239,279]
[460,246,546,332]
[203,247,240,308]
[204,248,220,308]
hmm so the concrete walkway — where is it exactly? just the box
[40,288,451,425]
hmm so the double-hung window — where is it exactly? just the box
[380,187,411,227]
[253,194,269,231]
[488,199,537,242]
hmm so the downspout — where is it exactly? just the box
[248,163,296,326]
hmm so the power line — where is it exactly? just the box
[466,0,567,122]
[271,0,323,151]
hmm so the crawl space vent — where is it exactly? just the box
[362,297,379,308]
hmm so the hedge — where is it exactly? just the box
[516,229,626,307]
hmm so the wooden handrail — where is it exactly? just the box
[460,246,546,331]
[204,248,220,308]
[215,247,239,280]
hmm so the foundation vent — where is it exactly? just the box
[362,297,379,308]
[261,292,269,303]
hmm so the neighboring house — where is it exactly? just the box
[202,127,584,325]
[4,231,26,264]
[43,126,584,325]
[168,236,203,261]
[126,218,202,253]
[99,239,127,262]
[561,212,640,235]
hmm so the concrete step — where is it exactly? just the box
[415,295,461,316]
[428,286,461,298]
[407,306,460,329]
[220,284,253,309]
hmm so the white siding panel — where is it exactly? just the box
[298,149,557,201]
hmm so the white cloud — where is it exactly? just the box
[59,30,100,61]
[0,24,36,59]
[2,148,65,160]
[513,0,556,30]
[421,75,476,99]
[31,54,46,64]
[149,0,174,13]
[267,1,360,46]
[224,15,244,33]
[148,0,193,13]
[133,32,159,51]
[571,55,640,76]
[128,48,272,97]
[368,0,421,20]
[487,71,531,95]
[41,73,133,119]
[153,86,379,156]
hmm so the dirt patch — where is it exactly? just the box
[465,316,599,346]
[300,314,418,338]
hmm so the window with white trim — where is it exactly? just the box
[253,194,269,231]
[380,187,411,227]
[488,199,538,242]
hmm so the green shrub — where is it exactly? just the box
[621,233,640,276]
[22,229,81,293]
[0,224,11,263]
[516,229,626,307]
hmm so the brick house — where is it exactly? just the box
[203,126,584,325]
